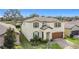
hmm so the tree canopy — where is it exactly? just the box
[3,9,23,21]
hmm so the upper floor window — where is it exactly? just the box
[54,22,61,27]
[33,22,39,28]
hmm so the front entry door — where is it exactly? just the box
[46,32,50,40]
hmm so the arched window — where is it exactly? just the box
[33,31,39,37]
[54,22,61,27]
[42,21,47,26]
[33,22,39,28]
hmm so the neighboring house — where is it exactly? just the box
[21,17,64,41]
[64,20,79,37]
[0,22,20,47]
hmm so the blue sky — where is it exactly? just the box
[0,9,79,17]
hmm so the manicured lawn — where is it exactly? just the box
[32,44,47,49]
[66,37,79,44]
[51,43,62,49]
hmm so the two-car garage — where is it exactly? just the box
[52,32,63,39]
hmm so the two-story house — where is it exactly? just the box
[21,17,64,41]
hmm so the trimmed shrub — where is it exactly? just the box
[16,25,21,28]
[4,28,16,49]
[30,36,48,46]
[70,34,73,38]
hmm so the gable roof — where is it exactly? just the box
[65,20,79,29]
[24,17,60,22]
[0,22,19,35]
[40,25,53,30]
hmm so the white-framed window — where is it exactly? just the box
[54,22,61,27]
[33,22,39,28]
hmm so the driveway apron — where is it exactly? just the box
[53,39,73,49]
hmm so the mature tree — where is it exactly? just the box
[56,16,63,21]
[3,9,23,21]
[4,28,16,49]
[29,14,39,17]
[74,16,79,20]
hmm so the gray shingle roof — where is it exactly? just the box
[25,17,59,22]
[40,25,53,30]
[0,22,19,35]
[65,20,79,29]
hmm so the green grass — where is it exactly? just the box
[51,43,62,49]
[66,37,79,44]
[20,33,32,49]
[14,45,23,49]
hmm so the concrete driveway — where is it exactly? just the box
[53,38,73,49]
